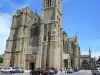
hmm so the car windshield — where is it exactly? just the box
[4,68,7,70]
[15,67,20,69]
[8,68,11,69]
[12,67,15,69]
[35,68,41,70]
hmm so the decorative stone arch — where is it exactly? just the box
[30,23,39,37]
[82,59,89,65]
[80,57,90,66]
[81,59,90,70]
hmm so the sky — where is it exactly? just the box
[0,0,100,58]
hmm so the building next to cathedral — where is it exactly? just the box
[80,47,96,70]
[3,0,81,70]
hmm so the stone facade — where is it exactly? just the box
[3,0,80,70]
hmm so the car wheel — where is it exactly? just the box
[22,71,24,73]
[18,71,20,73]
[30,72,33,75]
[10,71,13,73]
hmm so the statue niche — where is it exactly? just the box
[30,23,39,37]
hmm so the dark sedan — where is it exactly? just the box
[30,68,41,75]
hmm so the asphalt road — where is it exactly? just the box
[0,70,92,75]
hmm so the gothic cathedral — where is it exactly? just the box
[3,0,80,70]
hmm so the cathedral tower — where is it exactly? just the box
[40,0,63,69]
[41,0,62,28]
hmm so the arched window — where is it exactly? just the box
[30,23,38,37]
[43,24,47,41]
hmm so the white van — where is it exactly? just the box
[1,67,15,73]
[97,68,100,72]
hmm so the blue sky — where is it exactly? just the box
[0,0,100,58]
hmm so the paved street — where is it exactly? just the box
[57,70,92,75]
[0,70,92,75]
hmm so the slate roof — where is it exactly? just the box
[67,37,76,42]
[81,55,90,58]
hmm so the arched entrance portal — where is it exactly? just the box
[26,54,37,70]
[82,60,90,70]
[29,62,35,70]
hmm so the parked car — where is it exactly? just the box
[73,67,80,72]
[92,69,100,75]
[40,69,48,75]
[91,69,95,74]
[67,68,74,73]
[14,67,24,73]
[30,68,42,75]
[1,67,15,73]
[47,68,58,74]
[0,68,4,73]
[97,68,100,73]
[73,67,77,72]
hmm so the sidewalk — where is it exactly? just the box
[24,70,31,72]
[58,70,66,73]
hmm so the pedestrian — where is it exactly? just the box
[65,68,67,73]
[60,68,62,73]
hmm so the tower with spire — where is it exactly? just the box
[89,46,91,58]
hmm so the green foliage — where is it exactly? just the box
[97,57,100,62]
[0,54,4,63]
[0,57,3,63]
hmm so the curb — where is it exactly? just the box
[24,70,31,72]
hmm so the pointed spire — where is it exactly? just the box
[36,9,37,14]
[75,32,78,42]
[89,46,91,57]
[89,46,91,52]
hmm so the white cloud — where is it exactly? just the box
[0,0,31,55]
[0,37,7,54]
[0,13,12,55]
[0,0,16,8]
[0,13,11,36]
[81,49,100,59]
[0,0,30,11]
[92,52,100,59]
[81,50,89,55]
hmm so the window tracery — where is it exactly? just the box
[30,23,38,37]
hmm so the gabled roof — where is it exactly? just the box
[67,37,76,42]
[81,55,90,58]
[14,7,35,17]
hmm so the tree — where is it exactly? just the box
[0,57,3,63]
[97,57,100,62]
[0,54,4,63]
